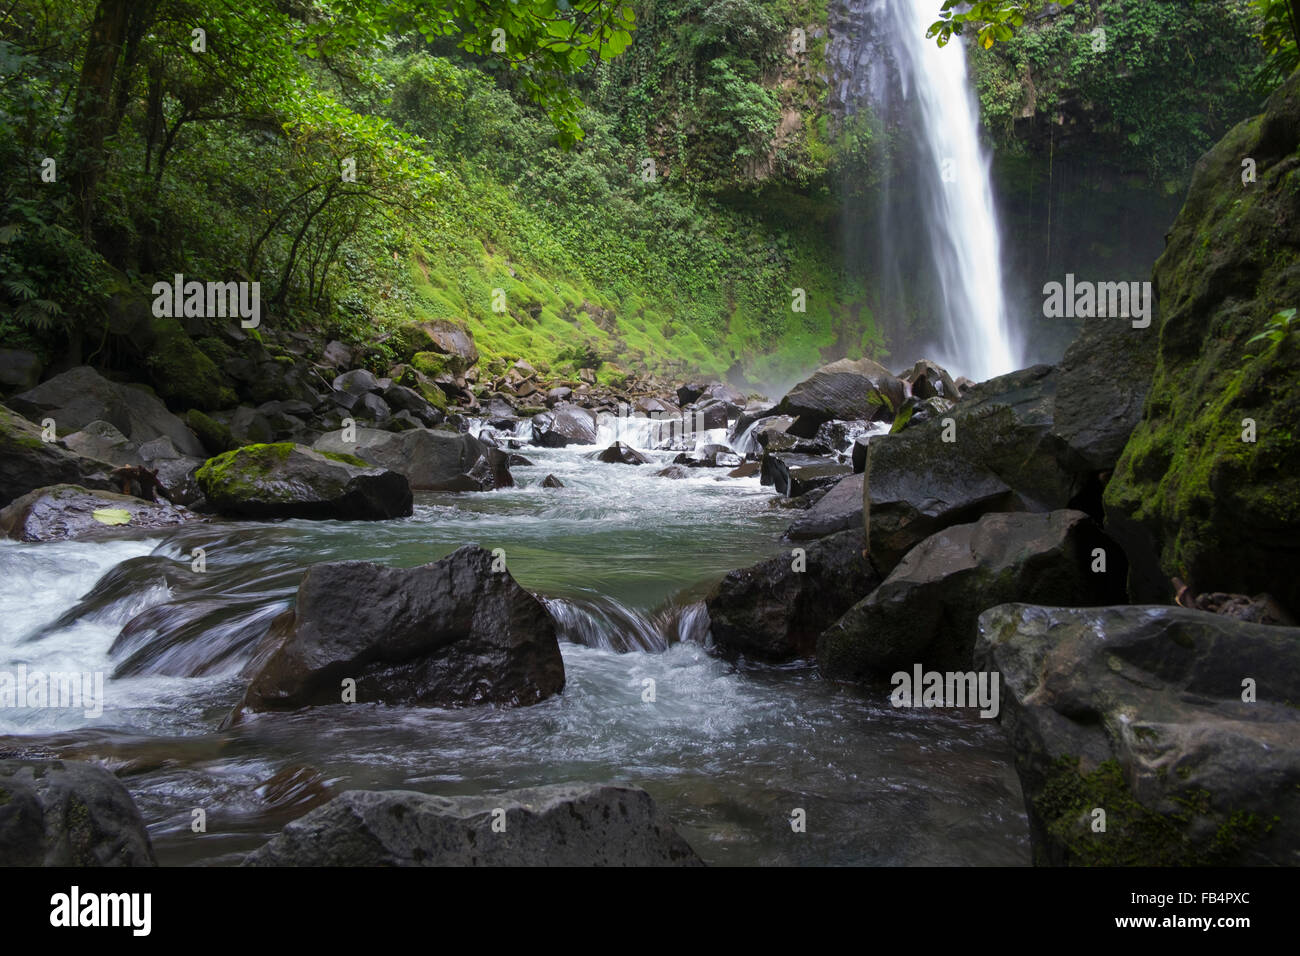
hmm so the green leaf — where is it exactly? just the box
[92,508,132,526]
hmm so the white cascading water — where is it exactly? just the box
[888,0,1020,381]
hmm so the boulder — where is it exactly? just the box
[676,382,706,405]
[1052,318,1155,473]
[464,448,515,490]
[863,365,1071,574]
[545,386,572,407]
[0,484,200,542]
[0,405,115,507]
[786,473,864,540]
[59,421,143,466]
[706,527,879,663]
[321,340,353,369]
[776,358,905,434]
[1104,72,1300,614]
[819,510,1125,681]
[693,400,731,430]
[243,783,701,866]
[314,427,487,491]
[0,349,41,394]
[889,396,955,434]
[901,358,959,401]
[401,320,479,373]
[656,465,691,480]
[594,442,649,465]
[195,443,412,520]
[228,545,563,719]
[128,313,238,411]
[332,369,381,395]
[8,366,205,457]
[541,474,564,488]
[532,403,599,447]
[763,453,851,497]
[0,760,156,866]
[976,603,1300,865]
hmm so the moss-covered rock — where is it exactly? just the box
[185,408,236,456]
[976,603,1300,866]
[0,405,115,507]
[195,442,412,520]
[1104,71,1300,614]
[140,315,238,411]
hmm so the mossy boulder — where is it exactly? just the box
[976,603,1300,865]
[195,442,412,520]
[186,408,236,455]
[1104,72,1300,613]
[0,405,115,507]
[140,315,238,411]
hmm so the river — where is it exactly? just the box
[0,416,1028,865]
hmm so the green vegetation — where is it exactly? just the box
[969,0,1264,186]
[0,0,884,392]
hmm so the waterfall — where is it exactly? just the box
[885,0,1020,381]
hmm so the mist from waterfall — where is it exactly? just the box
[884,0,1021,381]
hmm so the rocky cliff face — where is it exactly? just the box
[1105,70,1300,617]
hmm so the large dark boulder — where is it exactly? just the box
[0,760,156,866]
[532,403,599,447]
[786,472,863,540]
[819,510,1125,681]
[8,366,206,457]
[1104,72,1300,614]
[242,783,701,866]
[1052,318,1156,474]
[976,603,1300,865]
[314,427,486,491]
[0,484,199,542]
[863,364,1072,574]
[196,442,412,520]
[776,358,905,434]
[228,545,563,720]
[706,527,879,663]
[0,405,115,507]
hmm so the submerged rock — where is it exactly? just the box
[242,783,701,866]
[541,474,564,488]
[706,527,879,663]
[593,441,649,465]
[976,603,1300,865]
[0,484,199,542]
[0,759,156,866]
[196,442,412,520]
[819,510,1125,681]
[227,545,563,720]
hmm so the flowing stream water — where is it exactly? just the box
[0,417,1028,866]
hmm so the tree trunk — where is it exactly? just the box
[68,0,133,242]
[1290,0,1300,54]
